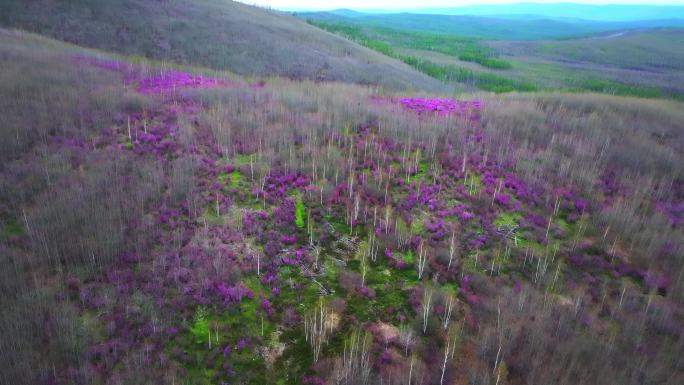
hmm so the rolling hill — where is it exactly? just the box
[487,28,684,96]
[495,28,684,71]
[0,0,447,91]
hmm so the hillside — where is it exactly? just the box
[0,0,447,91]
[494,28,684,71]
[2,28,684,385]
[488,29,684,96]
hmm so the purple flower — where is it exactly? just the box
[399,97,482,116]
[76,56,234,95]
[378,349,392,365]
[645,271,672,293]
[260,298,274,316]
[236,338,249,351]
[461,211,475,220]
[494,193,511,207]
[303,376,325,385]
[569,255,584,267]
[513,280,522,294]
[466,292,479,305]
[358,286,375,299]
[575,198,588,213]
[280,234,296,245]
[216,282,253,304]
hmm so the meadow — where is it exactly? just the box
[1,26,683,385]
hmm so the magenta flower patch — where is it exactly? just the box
[216,282,253,304]
[137,70,232,94]
[399,97,482,116]
[76,56,234,94]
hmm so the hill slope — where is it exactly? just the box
[2,28,684,385]
[496,28,684,71]
[486,29,684,96]
[0,0,446,91]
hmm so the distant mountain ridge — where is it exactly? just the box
[413,3,684,22]
[297,5,684,40]
[314,3,684,22]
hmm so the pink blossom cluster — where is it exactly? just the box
[399,97,482,116]
[656,201,684,227]
[133,125,178,155]
[251,171,310,202]
[137,70,232,94]
[75,56,232,94]
[216,282,253,304]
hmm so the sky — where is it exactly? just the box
[237,0,684,11]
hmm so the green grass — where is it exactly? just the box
[201,206,225,226]
[410,217,425,235]
[273,330,314,385]
[232,153,254,166]
[309,20,512,70]
[461,252,484,274]
[402,56,536,92]
[243,276,268,296]
[576,79,667,99]
[402,250,415,265]
[230,169,243,188]
[1,221,23,237]
[189,307,210,344]
[494,212,521,229]
[181,298,277,383]
[464,173,483,194]
[294,193,305,229]
[325,215,355,235]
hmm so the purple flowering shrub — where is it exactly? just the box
[137,70,232,94]
[77,56,234,94]
[216,282,253,304]
[399,97,482,116]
